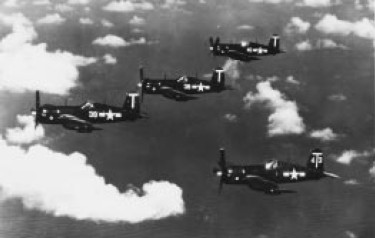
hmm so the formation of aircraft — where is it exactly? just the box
[209,34,285,62]
[31,90,144,133]
[213,148,339,195]
[138,67,231,101]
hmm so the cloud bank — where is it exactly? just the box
[5,115,44,145]
[0,119,185,223]
[0,13,96,95]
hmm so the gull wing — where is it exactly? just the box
[160,86,197,101]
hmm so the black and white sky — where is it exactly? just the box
[0,0,374,238]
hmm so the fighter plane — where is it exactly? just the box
[209,34,285,62]
[31,90,144,133]
[213,148,339,195]
[138,67,230,101]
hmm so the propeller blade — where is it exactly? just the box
[219,178,224,194]
[35,90,40,128]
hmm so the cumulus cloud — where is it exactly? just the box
[129,15,145,26]
[295,40,313,51]
[223,59,240,82]
[92,35,127,47]
[309,128,339,141]
[103,0,154,12]
[55,4,74,12]
[297,0,336,7]
[236,24,254,31]
[343,179,360,185]
[101,19,114,28]
[335,149,375,165]
[93,35,150,48]
[161,0,186,9]
[315,14,375,40]
[316,38,347,49]
[5,115,44,145]
[37,13,66,25]
[345,231,357,238]
[79,17,93,25]
[286,75,300,85]
[243,81,305,136]
[224,113,238,122]
[0,13,96,95]
[0,135,185,222]
[285,17,311,34]
[103,54,117,64]
[32,0,51,5]
[328,93,347,101]
[67,0,91,4]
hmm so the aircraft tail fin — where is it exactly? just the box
[268,34,280,54]
[211,67,225,89]
[209,37,220,53]
[307,148,324,171]
[138,66,145,102]
[123,93,141,115]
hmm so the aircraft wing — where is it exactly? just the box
[59,114,101,132]
[160,86,197,101]
[226,49,260,61]
[244,175,279,191]
[244,175,296,194]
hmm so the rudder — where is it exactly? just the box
[307,148,324,171]
[211,67,225,89]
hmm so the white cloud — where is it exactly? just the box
[32,0,51,5]
[345,231,358,238]
[79,17,94,25]
[0,135,185,222]
[161,0,186,9]
[295,40,313,51]
[286,75,300,85]
[309,128,339,141]
[5,115,44,145]
[93,34,127,47]
[248,0,293,3]
[129,15,145,26]
[103,0,154,12]
[285,17,311,34]
[316,38,347,49]
[103,54,117,64]
[67,0,91,5]
[328,93,346,101]
[101,19,114,28]
[243,81,305,136]
[224,113,238,122]
[55,4,74,12]
[336,149,375,165]
[0,13,96,95]
[236,25,254,31]
[223,59,240,81]
[343,179,360,185]
[37,13,66,25]
[315,14,375,40]
[297,0,335,7]
[3,0,22,8]
[93,35,150,47]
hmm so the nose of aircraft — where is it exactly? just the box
[213,168,223,177]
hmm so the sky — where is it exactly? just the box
[0,0,374,238]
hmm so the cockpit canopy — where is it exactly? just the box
[81,101,95,110]
[177,75,189,83]
[265,160,279,170]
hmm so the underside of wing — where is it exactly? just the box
[226,49,259,61]
[59,114,101,133]
[244,175,296,195]
[160,86,197,101]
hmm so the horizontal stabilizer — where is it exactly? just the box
[323,171,340,179]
